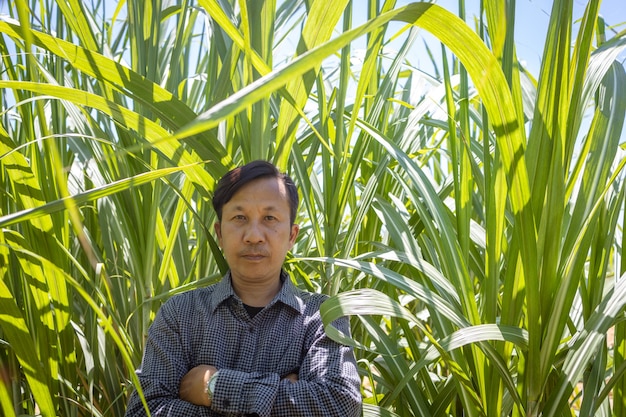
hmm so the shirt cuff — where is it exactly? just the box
[211,369,280,417]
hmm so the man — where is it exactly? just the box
[125,160,362,416]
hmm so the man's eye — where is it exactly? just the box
[234,215,246,220]
[265,216,277,221]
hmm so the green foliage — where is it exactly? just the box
[0,0,625,416]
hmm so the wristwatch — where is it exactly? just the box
[206,371,219,402]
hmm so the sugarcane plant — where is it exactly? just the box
[0,0,625,416]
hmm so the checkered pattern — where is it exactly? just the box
[125,271,362,416]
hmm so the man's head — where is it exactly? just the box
[212,160,299,225]
[212,161,300,286]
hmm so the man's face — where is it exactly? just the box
[215,176,299,284]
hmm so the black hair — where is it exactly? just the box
[212,160,299,224]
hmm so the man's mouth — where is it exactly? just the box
[240,251,268,260]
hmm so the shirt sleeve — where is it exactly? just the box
[124,298,213,417]
[210,314,362,417]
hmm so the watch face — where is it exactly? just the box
[207,371,219,399]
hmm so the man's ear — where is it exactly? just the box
[289,224,299,247]
[214,223,222,245]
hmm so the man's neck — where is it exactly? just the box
[231,274,283,307]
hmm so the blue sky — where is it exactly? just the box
[515,0,624,75]
[425,0,626,76]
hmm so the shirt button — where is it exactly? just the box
[223,399,230,408]
[248,326,255,333]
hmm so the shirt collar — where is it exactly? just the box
[209,270,305,315]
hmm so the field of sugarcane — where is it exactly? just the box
[1,1,626,416]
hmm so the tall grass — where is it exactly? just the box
[0,0,625,416]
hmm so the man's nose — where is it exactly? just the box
[244,221,264,243]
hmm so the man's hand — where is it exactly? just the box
[179,365,218,407]
[283,373,298,383]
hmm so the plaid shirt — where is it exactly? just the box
[125,271,362,417]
